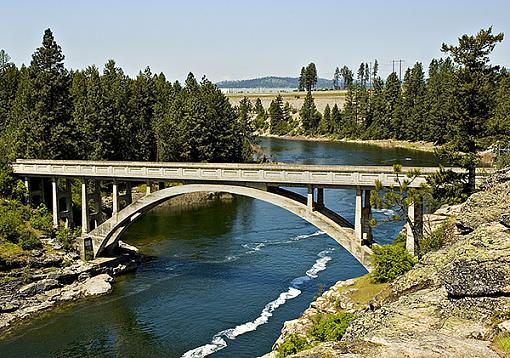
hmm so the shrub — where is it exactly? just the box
[309,311,353,342]
[0,201,28,243]
[18,230,42,250]
[29,204,54,233]
[370,243,417,283]
[56,226,80,252]
[421,218,456,254]
[496,152,510,169]
[278,334,312,358]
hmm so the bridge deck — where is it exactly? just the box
[12,159,488,189]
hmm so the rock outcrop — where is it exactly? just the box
[264,169,510,358]
[0,241,141,332]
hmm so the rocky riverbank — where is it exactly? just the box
[263,168,510,357]
[0,191,235,335]
[0,241,141,334]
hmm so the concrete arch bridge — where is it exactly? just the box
[12,160,480,271]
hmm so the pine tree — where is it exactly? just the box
[11,29,72,159]
[100,60,132,160]
[400,62,426,140]
[330,104,342,134]
[237,97,255,160]
[300,91,321,134]
[298,67,306,91]
[383,72,402,138]
[440,27,504,192]
[318,104,331,134]
[129,66,157,161]
[357,63,365,87]
[269,94,285,134]
[489,73,510,143]
[253,97,268,131]
[342,84,358,137]
[340,65,353,89]
[304,63,318,91]
[372,59,379,79]
[423,58,455,144]
[333,67,341,89]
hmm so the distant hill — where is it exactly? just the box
[216,76,333,89]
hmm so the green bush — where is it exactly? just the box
[18,230,42,250]
[56,226,80,252]
[496,152,510,169]
[309,311,353,342]
[0,200,30,243]
[278,334,312,358]
[29,204,54,233]
[370,243,417,283]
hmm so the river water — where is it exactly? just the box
[0,138,438,358]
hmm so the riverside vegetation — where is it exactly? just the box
[247,27,510,191]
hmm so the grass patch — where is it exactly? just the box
[338,274,390,310]
[494,335,510,356]
[0,241,28,269]
[225,90,347,100]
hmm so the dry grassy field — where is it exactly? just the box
[226,90,347,114]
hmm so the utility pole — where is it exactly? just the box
[392,59,405,82]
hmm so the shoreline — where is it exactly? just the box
[0,242,142,336]
[0,192,235,336]
[259,134,439,153]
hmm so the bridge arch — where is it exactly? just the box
[85,184,373,270]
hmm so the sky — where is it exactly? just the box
[1,0,510,82]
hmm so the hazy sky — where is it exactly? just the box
[2,0,510,82]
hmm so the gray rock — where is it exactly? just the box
[81,274,113,296]
[18,279,61,296]
[0,300,20,313]
[457,181,510,233]
[77,272,91,282]
[441,223,510,297]
[28,254,63,268]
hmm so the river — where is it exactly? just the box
[0,138,439,357]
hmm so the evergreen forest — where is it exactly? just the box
[0,29,254,163]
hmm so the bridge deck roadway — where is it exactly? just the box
[12,159,490,189]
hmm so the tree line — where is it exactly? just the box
[0,29,254,163]
[253,27,509,190]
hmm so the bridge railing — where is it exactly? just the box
[13,159,492,188]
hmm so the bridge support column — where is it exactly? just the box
[307,185,314,211]
[158,182,165,190]
[24,177,31,205]
[406,199,423,256]
[112,180,119,215]
[362,190,373,243]
[51,177,58,228]
[146,180,152,195]
[81,179,89,234]
[92,181,102,228]
[355,188,373,244]
[60,179,74,228]
[317,188,324,208]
